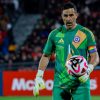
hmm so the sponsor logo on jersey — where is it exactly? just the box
[73,36,80,43]
[56,32,64,37]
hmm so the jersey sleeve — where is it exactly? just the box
[43,31,55,55]
[86,29,96,46]
[86,29,97,53]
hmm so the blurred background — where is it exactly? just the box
[0,0,100,100]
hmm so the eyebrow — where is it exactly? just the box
[63,14,74,17]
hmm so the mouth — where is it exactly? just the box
[66,22,72,26]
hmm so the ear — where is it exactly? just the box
[75,12,79,19]
[76,12,79,18]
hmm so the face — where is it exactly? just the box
[62,8,78,29]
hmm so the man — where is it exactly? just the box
[33,2,99,100]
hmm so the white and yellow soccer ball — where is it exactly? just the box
[66,55,88,77]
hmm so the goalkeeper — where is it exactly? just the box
[33,2,99,100]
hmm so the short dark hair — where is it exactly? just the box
[62,2,77,12]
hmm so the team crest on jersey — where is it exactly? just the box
[73,36,80,43]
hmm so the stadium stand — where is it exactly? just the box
[0,0,99,70]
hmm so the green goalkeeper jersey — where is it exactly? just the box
[43,24,96,89]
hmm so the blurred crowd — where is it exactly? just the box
[0,0,100,70]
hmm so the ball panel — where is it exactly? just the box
[66,55,88,77]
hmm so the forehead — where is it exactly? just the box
[62,8,76,14]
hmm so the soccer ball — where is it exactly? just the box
[66,55,88,77]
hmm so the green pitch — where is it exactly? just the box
[0,96,100,100]
[0,96,51,100]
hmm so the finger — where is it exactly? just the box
[33,84,39,96]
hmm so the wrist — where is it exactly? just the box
[87,64,94,74]
[36,70,44,77]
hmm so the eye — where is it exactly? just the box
[69,14,74,17]
[63,14,68,17]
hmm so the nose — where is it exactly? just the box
[67,16,71,21]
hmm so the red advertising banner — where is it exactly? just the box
[90,70,100,95]
[3,70,54,96]
[3,70,100,96]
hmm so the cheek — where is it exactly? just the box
[62,18,66,23]
[64,19,66,22]
[74,16,77,20]
[72,17,77,21]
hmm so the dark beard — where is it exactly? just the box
[66,22,72,26]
